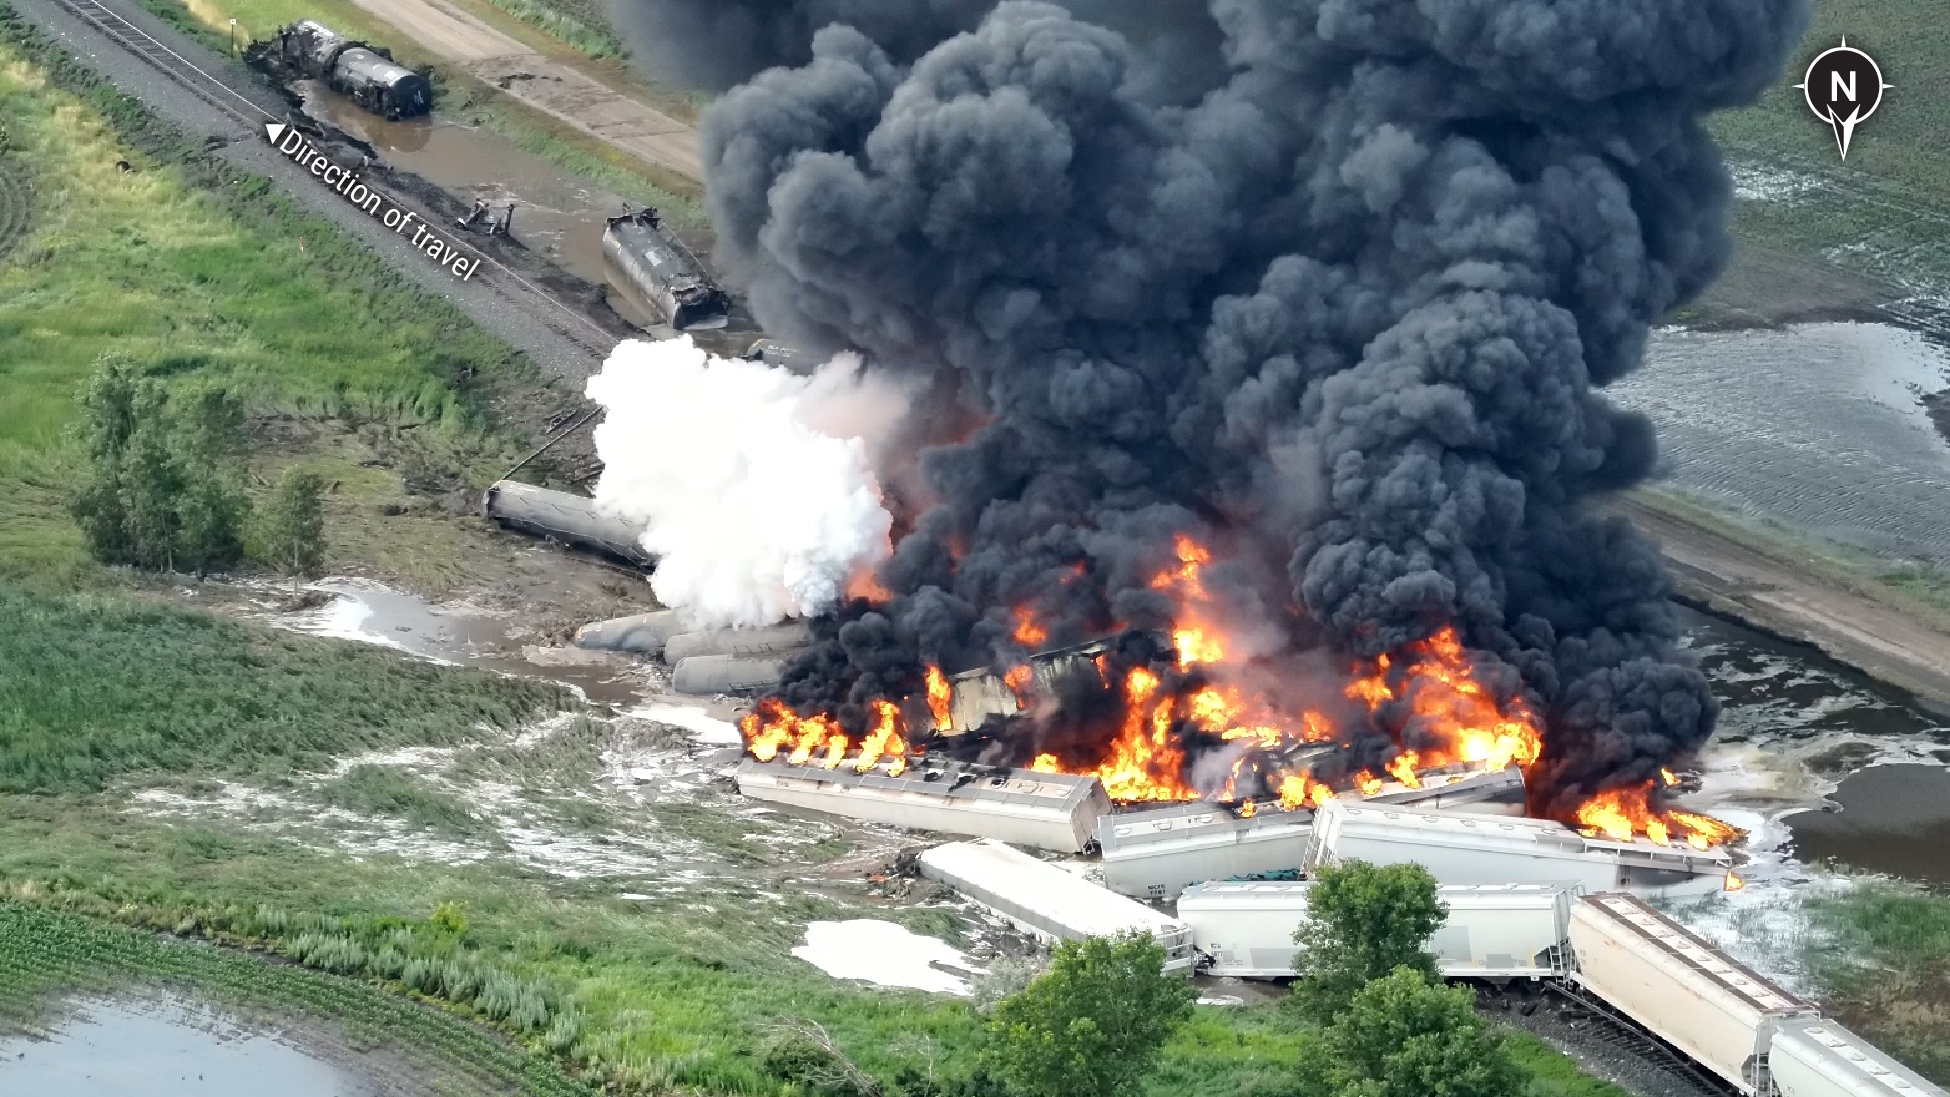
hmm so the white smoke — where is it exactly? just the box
[584,337,904,629]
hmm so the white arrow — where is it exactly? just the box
[265,122,286,145]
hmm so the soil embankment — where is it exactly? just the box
[1615,494,1950,717]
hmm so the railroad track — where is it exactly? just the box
[41,0,624,359]
[1541,982,1747,1097]
[51,0,270,128]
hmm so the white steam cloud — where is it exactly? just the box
[585,337,903,629]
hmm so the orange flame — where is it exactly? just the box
[1004,664,1036,709]
[855,699,908,774]
[846,566,895,605]
[1724,871,1746,892]
[1012,608,1047,650]
[744,532,1739,849]
[925,665,952,733]
[1091,666,1198,801]
[1386,751,1422,790]
[1575,781,1744,848]
[1238,799,1257,818]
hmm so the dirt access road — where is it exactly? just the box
[343,0,702,180]
[1616,496,1950,718]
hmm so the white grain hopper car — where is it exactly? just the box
[1094,766,1529,902]
[919,839,1194,973]
[1308,800,1733,897]
[1570,892,1814,1095]
[1769,1016,1946,1097]
[1177,881,1575,981]
[735,757,1111,852]
[1097,802,1315,901]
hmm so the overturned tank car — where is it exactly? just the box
[603,208,730,331]
[272,20,431,120]
[481,480,654,569]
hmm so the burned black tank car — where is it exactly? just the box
[602,208,731,331]
[270,21,431,120]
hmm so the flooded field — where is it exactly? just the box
[1682,607,1950,889]
[1613,322,1950,560]
[0,999,372,1096]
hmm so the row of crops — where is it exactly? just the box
[0,899,597,1097]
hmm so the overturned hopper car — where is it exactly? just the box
[272,21,431,120]
[603,209,730,331]
[481,480,653,569]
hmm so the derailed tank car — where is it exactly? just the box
[481,480,653,569]
[272,20,431,120]
[603,208,730,331]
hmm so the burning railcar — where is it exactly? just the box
[734,755,1109,852]
[740,534,1739,854]
[268,21,431,120]
[602,209,730,331]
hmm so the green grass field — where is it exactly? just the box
[1804,884,1950,1083]
[0,583,568,793]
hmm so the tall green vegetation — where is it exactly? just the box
[985,931,1197,1097]
[1802,882,1950,1082]
[1288,860,1446,1022]
[1263,861,1529,1097]
[1290,969,1529,1097]
[0,583,568,793]
[251,466,327,578]
[71,354,251,574]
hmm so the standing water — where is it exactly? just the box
[1614,322,1950,559]
[0,998,374,1096]
[295,83,666,330]
[1681,607,1950,887]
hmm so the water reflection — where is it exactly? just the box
[0,998,371,1097]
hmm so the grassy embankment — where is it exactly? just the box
[0,905,597,1097]
[140,0,708,229]
[1627,485,1950,624]
[0,7,562,593]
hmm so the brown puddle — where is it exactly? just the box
[298,81,622,294]
[1787,764,1950,887]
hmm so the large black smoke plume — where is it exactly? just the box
[649,0,1808,819]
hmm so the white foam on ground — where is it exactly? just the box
[792,920,985,995]
[631,704,743,745]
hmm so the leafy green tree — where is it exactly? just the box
[70,355,145,564]
[172,385,250,573]
[251,468,327,579]
[1290,859,1445,1021]
[69,356,250,574]
[1292,968,1528,1097]
[985,931,1195,1097]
